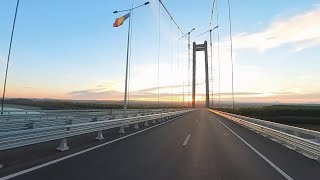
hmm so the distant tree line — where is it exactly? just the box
[5,98,182,110]
[217,105,320,117]
[215,105,320,125]
[5,99,123,110]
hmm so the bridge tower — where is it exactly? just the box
[192,41,210,108]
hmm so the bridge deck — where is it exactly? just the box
[3,109,320,180]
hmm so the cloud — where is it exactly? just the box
[67,89,123,100]
[90,80,123,92]
[66,88,163,100]
[220,92,261,96]
[292,37,320,52]
[66,80,262,101]
[229,6,320,52]
[66,85,320,104]
[134,85,173,93]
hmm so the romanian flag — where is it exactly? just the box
[113,13,130,27]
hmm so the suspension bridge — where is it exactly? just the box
[0,0,319,180]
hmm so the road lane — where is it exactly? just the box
[213,115,293,180]
[5,109,320,180]
[179,109,286,180]
[9,110,199,180]
[211,110,320,180]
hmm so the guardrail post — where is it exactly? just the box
[144,121,149,127]
[92,117,98,122]
[119,126,125,134]
[316,136,320,143]
[56,138,69,151]
[133,123,139,129]
[95,130,104,140]
[66,119,72,125]
[152,119,156,124]
[27,121,34,129]
[124,124,130,128]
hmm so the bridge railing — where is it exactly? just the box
[222,111,320,143]
[210,109,320,162]
[0,108,177,132]
[0,109,193,151]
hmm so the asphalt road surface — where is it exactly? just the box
[3,109,320,180]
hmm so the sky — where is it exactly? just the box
[0,0,320,104]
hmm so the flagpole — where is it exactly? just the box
[228,0,235,113]
[113,2,149,118]
[1,0,20,114]
[123,10,132,118]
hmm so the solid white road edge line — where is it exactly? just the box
[1,113,191,180]
[182,134,191,146]
[212,115,294,180]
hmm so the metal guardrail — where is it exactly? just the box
[209,109,320,162]
[0,109,193,151]
[223,112,320,143]
[0,109,177,132]
[0,108,169,116]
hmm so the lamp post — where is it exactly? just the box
[227,0,235,113]
[179,28,195,108]
[113,2,149,118]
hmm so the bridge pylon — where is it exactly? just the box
[192,41,210,108]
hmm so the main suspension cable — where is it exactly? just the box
[158,0,184,34]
